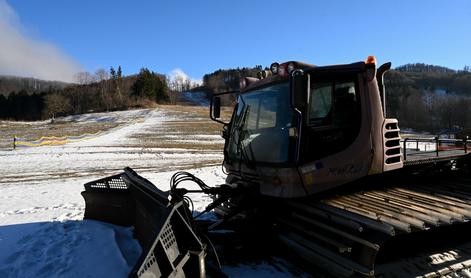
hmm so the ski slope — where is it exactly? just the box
[0,106,301,278]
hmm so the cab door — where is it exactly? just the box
[301,73,362,162]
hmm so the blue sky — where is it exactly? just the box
[2,0,471,82]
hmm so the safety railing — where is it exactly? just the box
[402,136,468,161]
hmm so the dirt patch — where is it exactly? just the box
[129,105,230,151]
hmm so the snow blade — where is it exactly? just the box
[82,167,206,278]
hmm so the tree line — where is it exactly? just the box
[0,76,69,97]
[198,66,262,105]
[0,67,170,121]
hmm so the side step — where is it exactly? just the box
[81,167,206,278]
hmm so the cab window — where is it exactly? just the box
[301,76,361,162]
[308,81,359,127]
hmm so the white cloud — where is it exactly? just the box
[167,68,202,90]
[0,0,82,82]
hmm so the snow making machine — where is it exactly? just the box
[82,57,471,277]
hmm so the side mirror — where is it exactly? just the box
[291,70,309,110]
[210,92,236,125]
[213,96,221,119]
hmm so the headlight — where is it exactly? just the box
[270,62,280,74]
[239,78,247,90]
[262,70,271,78]
[287,62,295,73]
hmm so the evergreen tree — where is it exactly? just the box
[0,95,7,118]
[132,68,169,103]
[110,67,116,79]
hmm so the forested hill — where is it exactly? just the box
[395,63,458,74]
[391,63,471,95]
[0,76,69,96]
[0,68,169,121]
[201,66,262,93]
[385,63,471,132]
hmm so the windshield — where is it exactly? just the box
[227,82,293,164]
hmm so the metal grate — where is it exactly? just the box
[162,223,177,251]
[108,178,127,189]
[161,222,179,264]
[138,253,160,277]
[90,182,107,189]
[384,120,402,165]
[88,176,128,190]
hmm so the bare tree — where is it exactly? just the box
[110,66,124,106]
[95,68,109,82]
[44,93,71,123]
[75,71,95,85]
[95,68,111,110]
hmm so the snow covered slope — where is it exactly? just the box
[0,106,301,278]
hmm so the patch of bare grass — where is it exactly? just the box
[130,105,229,150]
[0,121,119,150]
[0,105,233,151]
